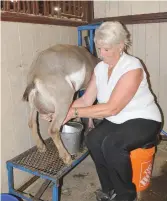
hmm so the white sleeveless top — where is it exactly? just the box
[94,52,162,124]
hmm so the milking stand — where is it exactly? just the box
[6,138,89,201]
[6,23,102,201]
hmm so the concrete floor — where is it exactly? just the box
[139,141,167,201]
[26,140,167,201]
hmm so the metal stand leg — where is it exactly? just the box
[89,29,94,54]
[6,163,14,194]
[52,183,59,201]
[78,30,82,46]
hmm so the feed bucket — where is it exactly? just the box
[61,121,83,155]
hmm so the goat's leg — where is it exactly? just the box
[48,111,72,165]
[43,76,74,164]
[50,126,72,164]
[29,108,46,152]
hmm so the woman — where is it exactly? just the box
[47,21,162,201]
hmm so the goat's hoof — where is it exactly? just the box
[63,155,72,165]
[60,153,72,165]
[38,144,47,152]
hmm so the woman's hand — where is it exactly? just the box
[63,107,75,125]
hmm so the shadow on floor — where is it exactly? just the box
[140,162,167,201]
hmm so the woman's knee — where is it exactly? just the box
[101,136,114,154]
[85,126,105,149]
[85,119,111,150]
[101,135,127,160]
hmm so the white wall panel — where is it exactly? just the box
[145,23,160,99]
[48,25,62,47]
[126,24,133,55]
[160,1,167,12]
[94,1,106,18]
[159,23,167,131]
[132,24,146,64]
[118,1,132,16]
[32,24,42,55]
[106,1,119,17]
[131,1,159,15]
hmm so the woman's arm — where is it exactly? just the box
[70,68,143,119]
[71,72,97,108]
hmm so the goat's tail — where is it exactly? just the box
[22,82,35,102]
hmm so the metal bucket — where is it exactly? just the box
[60,121,84,155]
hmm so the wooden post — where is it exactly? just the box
[22,1,26,13]
[35,1,39,15]
[32,1,36,15]
[26,1,30,14]
[17,0,20,12]
[73,1,76,16]
[50,1,54,17]
[62,1,66,14]
[13,1,17,12]
[6,1,10,11]
[68,1,71,15]
[87,1,94,23]
[44,1,47,16]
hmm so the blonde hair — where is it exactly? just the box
[94,21,131,50]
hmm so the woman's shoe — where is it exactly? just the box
[110,198,137,201]
[95,189,116,201]
[160,134,167,141]
[110,193,137,201]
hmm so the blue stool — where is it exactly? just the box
[1,193,20,201]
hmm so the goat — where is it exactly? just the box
[22,44,99,164]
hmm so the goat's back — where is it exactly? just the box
[28,44,98,86]
[23,44,99,102]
